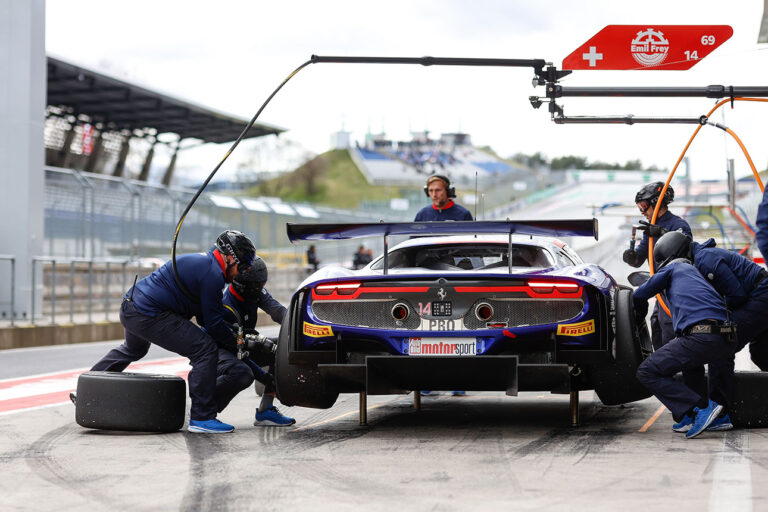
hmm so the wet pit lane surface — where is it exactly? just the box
[4,389,768,511]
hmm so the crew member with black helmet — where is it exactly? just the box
[623,182,692,352]
[217,256,295,426]
[633,232,735,438]
[87,230,256,434]
[416,174,472,396]
[414,174,473,221]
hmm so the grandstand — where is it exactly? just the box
[349,131,533,189]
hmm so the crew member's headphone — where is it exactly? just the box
[423,174,456,198]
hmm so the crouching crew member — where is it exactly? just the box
[623,182,692,352]
[89,230,256,434]
[687,235,768,371]
[633,232,735,438]
[217,256,295,426]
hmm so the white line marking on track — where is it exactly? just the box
[709,430,752,512]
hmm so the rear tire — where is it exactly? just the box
[274,309,338,409]
[592,287,652,406]
[75,371,186,432]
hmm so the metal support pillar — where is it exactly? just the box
[359,392,368,426]
[113,133,131,177]
[162,140,180,186]
[570,391,580,427]
[84,129,104,173]
[0,0,45,321]
[57,121,77,168]
[138,139,156,181]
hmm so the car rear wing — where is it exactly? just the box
[288,219,598,275]
[286,219,598,242]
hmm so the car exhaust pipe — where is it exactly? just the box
[391,303,410,321]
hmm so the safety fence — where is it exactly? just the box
[45,166,398,261]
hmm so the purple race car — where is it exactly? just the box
[275,220,651,418]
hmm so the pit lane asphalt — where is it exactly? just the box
[2,330,767,510]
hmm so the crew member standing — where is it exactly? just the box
[416,174,472,396]
[217,257,295,426]
[88,230,256,434]
[414,174,473,222]
[633,234,734,438]
[623,182,692,351]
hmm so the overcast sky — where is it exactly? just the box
[46,0,768,183]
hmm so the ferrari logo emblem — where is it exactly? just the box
[437,287,446,300]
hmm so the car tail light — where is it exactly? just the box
[475,302,494,321]
[314,281,361,296]
[527,281,581,294]
[391,303,410,321]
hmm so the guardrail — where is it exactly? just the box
[0,255,15,326]
[29,257,163,325]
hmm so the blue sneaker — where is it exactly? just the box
[706,413,733,431]
[188,418,235,434]
[451,390,467,397]
[685,400,723,439]
[672,414,693,433]
[254,406,296,426]
[420,390,438,396]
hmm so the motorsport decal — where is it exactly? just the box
[303,321,334,337]
[408,337,477,356]
[562,25,732,70]
[557,319,595,336]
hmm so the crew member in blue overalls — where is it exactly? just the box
[745,185,768,368]
[416,174,472,396]
[689,234,768,371]
[623,182,692,351]
[88,230,256,434]
[216,256,295,426]
[633,232,735,438]
[414,174,473,222]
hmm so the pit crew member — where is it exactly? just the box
[88,230,256,434]
[634,232,734,438]
[414,174,473,221]
[416,174,472,396]
[218,257,295,426]
[623,182,692,353]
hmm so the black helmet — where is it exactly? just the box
[216,230,256,272]
[653,231,691,270]
[635,182,674,207]
[232,256,268,300]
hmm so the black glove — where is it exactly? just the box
[623,249,641,267]
[637,220,667,239]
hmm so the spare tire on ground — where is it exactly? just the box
[75,371,186,433]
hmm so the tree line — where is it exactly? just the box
[511,152,666,172]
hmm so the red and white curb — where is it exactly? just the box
[0,357,190,415]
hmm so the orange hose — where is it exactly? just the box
[647,98,768,316]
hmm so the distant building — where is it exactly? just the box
[330,130,351,150]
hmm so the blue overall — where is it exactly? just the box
[214,285,287,412]
[756,185,768,259]
[414,200,473,221]
[693,238,768,369]
[627,211,692,352]
[634,261,733,420]
[90,249,235,421]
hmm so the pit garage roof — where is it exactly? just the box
[47,56,284,144]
